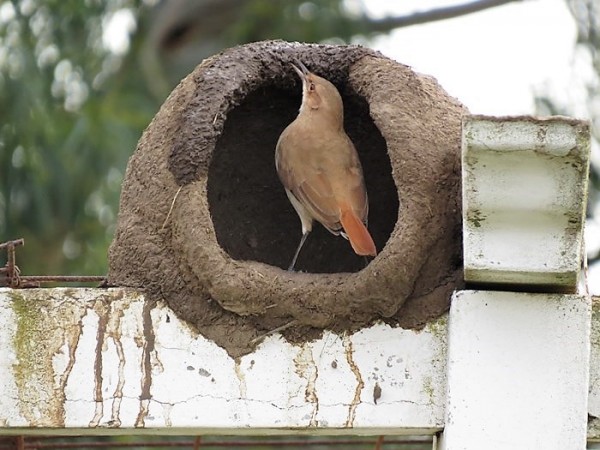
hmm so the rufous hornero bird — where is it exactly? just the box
[275,59,377,271]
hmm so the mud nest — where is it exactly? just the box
[108,40,466,358]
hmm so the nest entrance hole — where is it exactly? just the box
[207,82,399,273]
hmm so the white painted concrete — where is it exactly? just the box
[441,290,591,450]
[587,300,600,441]
[0,288,446,434]
[462,116,590,290]
[0,288,597,442]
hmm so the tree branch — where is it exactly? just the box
[368,0,523,34]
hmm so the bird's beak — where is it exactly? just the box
[291,58,310,82]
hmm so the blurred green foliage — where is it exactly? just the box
[0,0,380,276]
[0,0,155,275]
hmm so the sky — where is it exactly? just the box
[364,0,580,116]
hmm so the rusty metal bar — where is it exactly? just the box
[0,239,106,288]
[1,239,23,288]
[18,276,106,283]
[0,238,24,250]
[0,436,434,449]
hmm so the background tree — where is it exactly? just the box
[0,0,587,279]
[0,0,153,275]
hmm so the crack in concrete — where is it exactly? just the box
[234,359,247,399]
[55,303,86,427]
[343,335,364,428]
[135,299,156,427]
[161,402,173,427]
[89,298,109,427]
[107,301,126,428]
[292,345,320,426]
[59,394,424,408]
[135,399,150,428]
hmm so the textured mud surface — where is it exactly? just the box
[108,40,466,357]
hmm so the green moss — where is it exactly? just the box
[7,290,66,425]
[422,375,435,406]
[467,209,485,228]
[9,291,44,382]
[62,287,78,299]
[425,314,448,341]
[590,300,600,351]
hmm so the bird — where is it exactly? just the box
[275,59,377,271]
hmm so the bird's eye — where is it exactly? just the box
[309,82,315,91]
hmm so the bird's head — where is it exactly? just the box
[291,59,344,119]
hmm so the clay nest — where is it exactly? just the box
[108,40,466,358]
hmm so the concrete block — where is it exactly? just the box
[462,116,590,290]
[442,290,591,450]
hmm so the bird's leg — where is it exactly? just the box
[288,232,309,271]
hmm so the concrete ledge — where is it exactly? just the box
[0,288,446,434]
[2,288,599,440]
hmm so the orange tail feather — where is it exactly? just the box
[340,208,377,257]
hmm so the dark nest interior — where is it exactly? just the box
[207,83,399,273]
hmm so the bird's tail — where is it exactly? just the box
[340,208,377,257]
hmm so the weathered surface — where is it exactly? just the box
[2,288,599,438]
[443,291,591,449]
[0,288,446,433]
[108,40,465,357]
[462,116,590,291]
[586,299,600,439]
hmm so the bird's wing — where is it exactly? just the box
[276,131,342,232]
[295,170,342,231]
[330,134,369,224]
[276,126,371,233]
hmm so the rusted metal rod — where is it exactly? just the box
[1,238,106,288]
[18,275,106,283]
[0,238,24,249]
[1,437,433,448]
